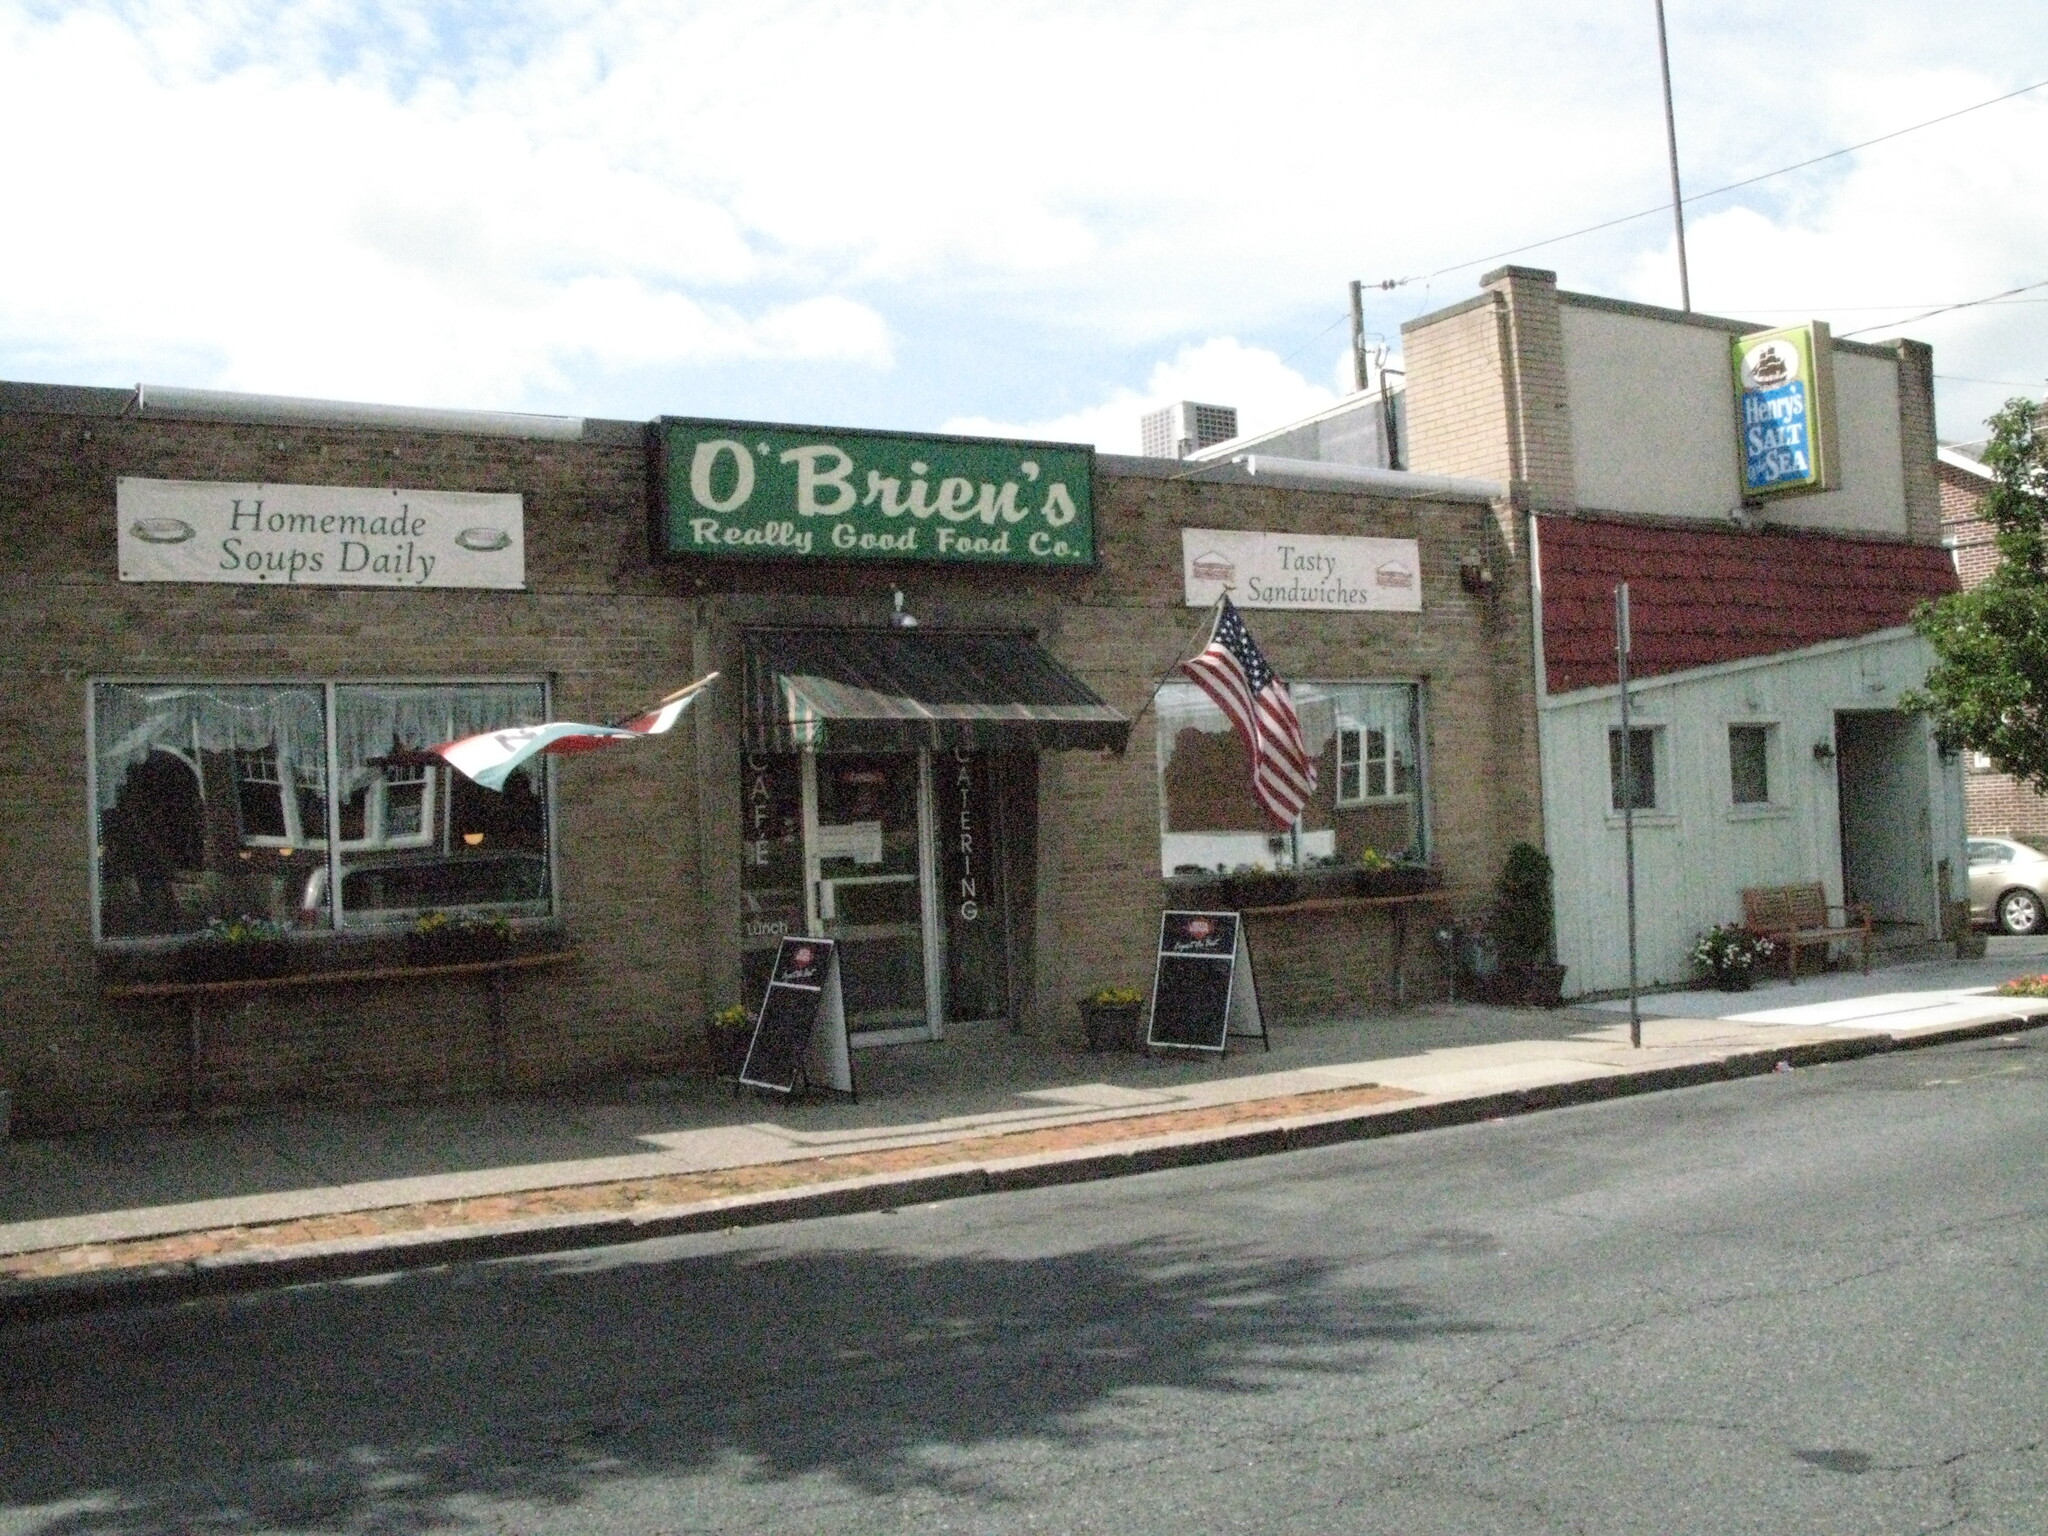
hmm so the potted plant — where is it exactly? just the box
[180,915,293,983]
[1078,985,1145,1052]
[406,910,514,967]
[1690,924,1776,990]
[707,1002,754,1077]
[1493,843,1567,1006]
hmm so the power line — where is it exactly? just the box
[1368,76,2048,292]
[1740,299,2048,314]
[1840,278,2048,337]
[1936,373,2048,388]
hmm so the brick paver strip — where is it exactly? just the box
[3,1082,1416,1281]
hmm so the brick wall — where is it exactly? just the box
[0,403,702,1130]
[1400,295,1515,488]
[1895,340,1943,545]
[1484,267,1577,511]
[1,401,1545,1129]
[1400,267,1577,512]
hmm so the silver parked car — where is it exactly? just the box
[1967,836,2048,934]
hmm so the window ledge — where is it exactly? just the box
[1603,810,1679,828]
[1725,803,1791,822]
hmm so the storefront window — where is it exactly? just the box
[1155,681,1425,876]
[92,681,553,941]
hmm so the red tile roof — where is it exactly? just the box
[1536,514,1958,694]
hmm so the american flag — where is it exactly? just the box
[1179,598,1317,826]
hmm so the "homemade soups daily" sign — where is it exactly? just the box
[653,418,1095,569]
[117,478,525,589]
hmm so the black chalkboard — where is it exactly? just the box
[739,937,854,1098]
[1146,910,1265,1054]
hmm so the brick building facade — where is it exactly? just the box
[1,383,1540,1133]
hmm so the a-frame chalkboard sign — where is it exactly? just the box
[738,936,857,1101]
[1145,910,1267,1055]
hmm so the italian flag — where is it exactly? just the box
[432,673,718,792]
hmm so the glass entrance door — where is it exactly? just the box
[803,751,943,1042]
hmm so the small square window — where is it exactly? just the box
[1608,727,1657,811]
[1729,724,1772,805]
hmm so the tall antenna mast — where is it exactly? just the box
[1653,0,1692,311]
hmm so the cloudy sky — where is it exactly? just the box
[3,0,2042,448]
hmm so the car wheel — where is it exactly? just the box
[1997,888,2045,936]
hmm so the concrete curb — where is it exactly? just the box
[4,1012,2041,1327]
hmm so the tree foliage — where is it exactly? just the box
[1908,398,2048,792]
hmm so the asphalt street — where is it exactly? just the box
[3,1032,2044,1535]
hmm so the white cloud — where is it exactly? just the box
[0,0,2040,436]
[944,338,1340,453]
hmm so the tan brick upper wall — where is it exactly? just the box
[1894,339,1942,544]
[1401,296,1515,488]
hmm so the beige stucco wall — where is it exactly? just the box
[1561,303,1739,518]
[1762,349,1907,536]
[1549,297,1910,534]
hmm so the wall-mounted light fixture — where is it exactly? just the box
[1458,551,1494,595]
[891,589,919,628]
[1812,739,1836,763]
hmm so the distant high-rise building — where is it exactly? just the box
[1141,401,1238,460]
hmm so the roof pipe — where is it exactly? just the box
[133,384,587,441]
[1233,454,1504,502]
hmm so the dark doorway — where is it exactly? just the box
[1835,710,1933,931]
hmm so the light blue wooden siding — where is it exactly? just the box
[1540,629,1965,995]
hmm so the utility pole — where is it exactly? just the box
[1653,0,1691,312]
[1348,279,1369,392]
[1617,583,1641,1049]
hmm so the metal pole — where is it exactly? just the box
[1348,280,1369,392]
[1652,0,1691,312]
[1618,583,1641,1048]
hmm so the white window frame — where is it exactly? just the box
[233,750,438,853]
[1154,677,1429,874]
[1725,719,1781,812]
[1607,724,1665,814]
[88,675,555,945]
[1334,720,1416,808]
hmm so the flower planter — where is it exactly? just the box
[1080,1000,1144,1052]
[178,940,293,984]
[405,930,514,969]
[1354,864,1440,899]
[1711,969,1755,992]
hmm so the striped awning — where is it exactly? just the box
[742,628,1130,754]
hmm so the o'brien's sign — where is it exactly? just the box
[653,417,1095,569]
[1732,322,1839,498]
[1180,529,1423,613]
[117,478,525,589]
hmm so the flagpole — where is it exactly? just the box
[1123,589,1230,738]
[600,671,718,729]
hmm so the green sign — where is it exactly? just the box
[1732,322,1839,498]
[653,417,1095,568]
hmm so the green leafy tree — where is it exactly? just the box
[1908,399,2048,789]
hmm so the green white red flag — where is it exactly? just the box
[432,673,718,791]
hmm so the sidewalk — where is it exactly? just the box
[6,944,2047,1321]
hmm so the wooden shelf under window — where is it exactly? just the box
[1230,888,1481,918]
[101,948,577,1001]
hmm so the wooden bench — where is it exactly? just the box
[1740,883,1871,981]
